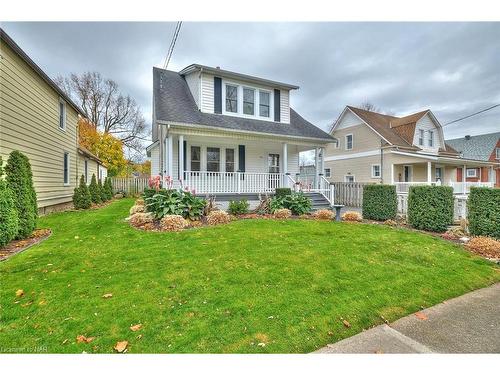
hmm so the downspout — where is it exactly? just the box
[380,139,384,184]
[199,67,203,111]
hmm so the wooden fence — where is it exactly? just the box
[331,182,367,207]
[111,177,149,195]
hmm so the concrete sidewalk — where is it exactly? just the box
[316,283,500,353]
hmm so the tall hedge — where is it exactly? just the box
[467,187,500,239]
[88,174,101,204]
[5,151,38,239]
[98,179,107,202]
[104,177,113,200]
[0,157,19,247]
[362,184,397,221]
[73,175,92,209]
[408,185,453,232]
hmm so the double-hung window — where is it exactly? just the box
[63,152,70,185]
[324,168,331,178]
[207,147,220,172]
[191,146,201,171]
[225,85,238,113]
[345,175,355,183]
[243,88,255,115]
[59,100,66,130]
[84,160,89,184]
[428,130,434,147]
[371,164,381,178]
[259,91,270,117]
[225,148,235,172]
[345,134,353,150]
[496,147,500,160]
[466,168,477,178]
[418,129,424,146]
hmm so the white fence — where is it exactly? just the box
[111,177,149,195]
[397,193,468,222]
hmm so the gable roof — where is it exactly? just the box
[445,132,500,161]
[153,67,333,141]
[0,27,85,117]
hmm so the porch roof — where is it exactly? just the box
[153,67,334,142]
[390,150,499,167]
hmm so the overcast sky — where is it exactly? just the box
[2,22,499,146]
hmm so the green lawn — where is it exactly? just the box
[0,198,498,353]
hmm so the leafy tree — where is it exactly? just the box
[0,157,19,247]
[73,175,92,209]
[88,174,101,204]
[5,151,37,239]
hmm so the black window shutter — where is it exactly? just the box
[238,145,245,172]
[183,140,187,178]
[274,89,281,122]
[214,77,222,114]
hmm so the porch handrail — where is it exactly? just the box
[319,175,334,205]
[286,174,298,192]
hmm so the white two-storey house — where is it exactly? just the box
[147,64,333,199]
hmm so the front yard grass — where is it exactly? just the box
[0,198,498,353]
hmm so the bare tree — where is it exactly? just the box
[54,72,149,153]
[360,101,380,112]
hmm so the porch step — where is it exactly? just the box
[302,192,332,211]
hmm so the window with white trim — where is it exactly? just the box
[428,130,434,147]
[63,152,70,185]
[418,129,424,146]
[371,164,381,178]
[84,159,89,184]
[225,85,238,113]
[466,168,477,177]
[243,88,255,115]
[324,168,331,178]
[207,147,220,172]
[345,134,353,150]
[225,148,235,172]
[345,175,355,183]
[259,91,270,117]
[59,100,66,130]
[191,146,201,171]
[496,147,500,159]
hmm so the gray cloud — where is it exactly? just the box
[2,22,499,147]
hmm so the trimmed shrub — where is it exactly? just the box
[104,177,113,200]
[275,187,292,198]
[274,208,292,219]
[342,211,362,222]
[0,157,19,247]
[73,175,92,209]
[228,200,250,215]
[313,209,334,220]
[467,187,500,239]
[88,174,101,204]
[206,210,231,226]
[362,184,397,221]
[160,215,189,231]
[407,185,453,232]
[5,150,37,239]
[98,179,107,202]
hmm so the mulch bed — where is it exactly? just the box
[0,229,52,261]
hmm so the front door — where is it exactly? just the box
[404,166,411,182]
[268,154,280,189]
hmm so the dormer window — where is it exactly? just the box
[428,130,434,147]
[225,85,238,113]
[259,91,270,118]
[418,129,424,146]
[243,88,255,115]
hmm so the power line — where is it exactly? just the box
[163,21,182,70]
[442,103,500,127]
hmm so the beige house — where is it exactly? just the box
[78,147,108,185]
[324,106,498,194]
[0,28,104,213]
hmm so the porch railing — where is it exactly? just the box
[183,171,284,194]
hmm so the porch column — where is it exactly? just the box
[490,166,495,183]
[462,165,466,183]
[282,143,288,187]
[320,147,325,179]
[179,135,184,181]
[391,163,395,184]
[427,161,432,183]
[314,147,320,188]
[167,135,173,178]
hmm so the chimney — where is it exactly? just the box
[465,135,471,140]
[216,66,220,70]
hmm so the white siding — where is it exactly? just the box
[184,71,200,108]
[413,113,443,153]
[201,73,214,113]
[335,109,364,130]
[150,144,160,176]
[280,89,290,124]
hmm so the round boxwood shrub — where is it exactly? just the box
[275,187,292,198]
[73,175,92,209]
[88,174,101,204]
[362,184,397,221]
[5,150,37,239]
[408,185,453,232]
[467,187,500,239]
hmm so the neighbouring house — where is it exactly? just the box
[324,106,498,194]
[78,147,108,184]
[0,28,104,214]
[146,64,333,203]
[445,132,500,187]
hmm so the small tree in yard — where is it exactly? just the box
[5,151,37,239]
[88,174,101,204]
[73,175,92,209]
[0,157,19,247]
[98,179,107,202]
[104,177,113,200]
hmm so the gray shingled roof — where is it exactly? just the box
[153,67,333,141]
[445,132,500,161]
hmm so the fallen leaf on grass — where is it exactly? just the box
[114,341,128,353]
[130,324,142,332]
[415,311,428,321]
[62,339,69,345]
[16,289,24,297]
[342,320,351,328]
[136,334,143,340]
[102,293,113,298]
[76,335,95,343]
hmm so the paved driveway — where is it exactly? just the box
[316,283,500,353]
